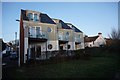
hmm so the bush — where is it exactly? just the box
[105,40,120,53]
[108,27,120,53]
[74,49,91,60]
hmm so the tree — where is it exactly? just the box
[109,27,120,40]
[108,27,120,53]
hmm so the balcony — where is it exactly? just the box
[29,33,47,39]
[28,30,47,43]
[58,35,69,41]
[58,31,70,42]
[75,37,81,43]
[29,27,48,39]
[58,34,69,41]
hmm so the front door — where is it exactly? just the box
[36,46,41,58]
[59,45,64,55]
[31,46,35,59]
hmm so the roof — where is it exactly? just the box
[40,13,56,24]
[21,9,29,21]
[21,9,55,24]
[52,18,71,29]
[59,20,71,29]
[85,36,99,42]
[66,23,82,32]
[72,25,82,33]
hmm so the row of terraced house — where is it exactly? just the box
[19,9,85,65]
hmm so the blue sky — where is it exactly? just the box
[2,2,118,42]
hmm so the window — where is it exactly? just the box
[28,13,33,20]
[58,32,63,40]
[66,32,69,40]
[66,32,69,36]
[36,27,40,37]
[47,27,52,32]
[48,44,52,49]
[29,27,36,37]
[72,27,75,32]
[34,14,39,21]
[68,45,71,49]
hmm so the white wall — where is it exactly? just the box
[68,42,75,50]
[24,37,28,63]
[94,36,106,47]
[85,42,94,47]
[80,33,85,49]
[47,40,59,51]
[85,35,106,48]
[80,43,85,49]
[63,44,67,50]
[40,42,47,52]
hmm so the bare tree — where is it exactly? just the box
[108,27,120,53]
[109,27,120,40]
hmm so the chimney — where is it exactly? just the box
[98,32,102,36]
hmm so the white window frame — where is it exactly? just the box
[28,13,39,22]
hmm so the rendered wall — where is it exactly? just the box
[47,40,59,51]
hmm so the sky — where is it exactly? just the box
[2,2,118,42]
[1,0,119,2]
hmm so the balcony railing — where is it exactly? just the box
[58,34,69,41]
[75,37,81,43]
[29,30,48,39]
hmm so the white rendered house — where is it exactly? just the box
[85,33,106,47]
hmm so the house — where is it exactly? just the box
[9,39,19,46]
[105,38,113,46]
[84,33,106,47]
[19,9,84,65]
[66,23,84,50]
[105,38,120,47]
[52,18,74,56]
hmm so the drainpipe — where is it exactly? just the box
[46,41,47,59]
[67,42,68,56]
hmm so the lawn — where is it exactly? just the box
[4,52,119,79]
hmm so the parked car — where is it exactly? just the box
[9,51,18,60]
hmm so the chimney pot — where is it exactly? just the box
[98,33,102,36]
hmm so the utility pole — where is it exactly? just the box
[15,32,17,52]
[118,2,120,40]
[15,32,17,44]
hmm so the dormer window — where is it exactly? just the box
[72,27,75,32]
[34,14,39,22]
[28,13,33,20]
[27,13,39,22]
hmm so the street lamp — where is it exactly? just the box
[16,19,20,67]
[16,19,20,22]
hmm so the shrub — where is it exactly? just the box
[108,27,120,53]
[74,49,91,60]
